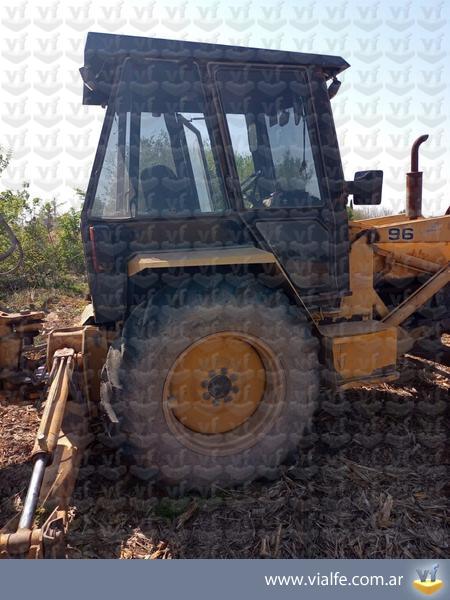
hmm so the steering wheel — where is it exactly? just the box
[0,214,24,275]
[240,170,264,208]
[241,170,262,193]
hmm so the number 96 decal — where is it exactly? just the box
[388,227,414,241]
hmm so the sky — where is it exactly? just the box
[0,0,449,215]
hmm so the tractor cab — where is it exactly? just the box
[80,33,353,323]
[89,59,325,218]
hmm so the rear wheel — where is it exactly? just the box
[101,275,319,493]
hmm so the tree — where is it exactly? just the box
[0,145,11,176]
[57,209,84,274]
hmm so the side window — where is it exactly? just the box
[181,112,225,213]
[91,113,120,218]
[91,112,132,218]
[226,114,258,208]
[265,109,321,200]
[90,60,228,219]
[216,66,323,209]
[136,113,177,215]
[135,111,226,216]
[139,114,176,174]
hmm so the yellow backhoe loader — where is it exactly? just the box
[0,32,448,558]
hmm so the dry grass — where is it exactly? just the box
[1,286,87,328]
[63,361,447,559]
[0,403,40,523]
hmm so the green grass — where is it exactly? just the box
[153,498,191,521]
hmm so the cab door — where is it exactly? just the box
[212,63,349,305]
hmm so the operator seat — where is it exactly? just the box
[140,165,196,213]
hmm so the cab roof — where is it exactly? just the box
[81,31,350,106]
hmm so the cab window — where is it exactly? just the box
[91,60,227,218]
[215,66,323,209]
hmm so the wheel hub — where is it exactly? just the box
[164,333,267,434]
[208,373,232,400]
[203,369,239,406]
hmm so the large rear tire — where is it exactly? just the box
[101,275,319,493]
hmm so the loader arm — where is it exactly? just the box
[340,213,450,323]
[382,263,450,327]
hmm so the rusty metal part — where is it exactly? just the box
[1,325,111,558]
[0,310,45,402]
[0,528,42,557]
[382,263,449,327]
[0,311,44,372]
[0,508,66,558]
[406,134,428,220]
[406,172,424,220]
[0,342,90,559]
[373,246,442,276]
[39,509,66,558]
[5,348,75,549]
[47,328,83,365]
[33,348,75,456]
[47,325,112,412]
[410,135,429,173]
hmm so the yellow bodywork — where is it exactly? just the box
[128,245,276,276]
[351,214,450,283]
[126,217,449,389]
[339,235,388,320]
[344,214,450,319]
[320,321,398,389]
[332,212,450,386]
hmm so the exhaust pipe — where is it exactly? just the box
[406,134,429,219]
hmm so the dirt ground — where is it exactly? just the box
[0,294,448,559]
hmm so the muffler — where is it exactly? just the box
[406,134,429,219]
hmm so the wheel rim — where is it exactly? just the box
[163,331,285,455]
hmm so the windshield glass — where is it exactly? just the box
[215,66,323,209]
[91,59,227,218]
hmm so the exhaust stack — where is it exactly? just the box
[406,134,428,219]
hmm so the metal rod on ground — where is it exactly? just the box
[18,454,48,530]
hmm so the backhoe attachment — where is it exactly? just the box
[0,345,89,558]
